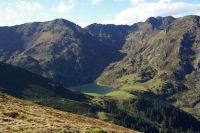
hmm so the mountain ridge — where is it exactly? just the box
[1,15,200,132]
[0,16,175,86]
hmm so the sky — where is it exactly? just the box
[0,0,200,27]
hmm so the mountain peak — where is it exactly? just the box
[52,18,71,24]
[145,16,175,29]
[49,18,80,28]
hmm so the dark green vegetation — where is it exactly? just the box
[3,112,19,118]
[0,15,200,132]
[102,95,200,133]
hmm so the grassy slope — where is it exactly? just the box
[0,62,95,115]
[106,91,136,100]
[117,73,162,92]
[95,15,200,124]
[0,92,138,133]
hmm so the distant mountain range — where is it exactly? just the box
[0,15,200,132]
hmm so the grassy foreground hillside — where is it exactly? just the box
[0,92,138,133]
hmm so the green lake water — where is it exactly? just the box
[69,83,117,94]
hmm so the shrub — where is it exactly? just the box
[4,112,19,118]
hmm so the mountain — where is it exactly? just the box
[0,19,124,86]
[0,92,138,133]
[85,23,130,51]
[1,15,200,132]
[96,15,200,120]
[96,16,177,88]
[145,16,176,30]
[0,16,176,87]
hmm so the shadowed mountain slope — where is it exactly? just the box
[0,62,94,114]
[0,19,124,86]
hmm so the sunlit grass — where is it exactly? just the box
[106,91,136,100]
[118,74,162,92]
[0,93,137,133]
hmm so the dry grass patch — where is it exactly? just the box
[0,93,139,133]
